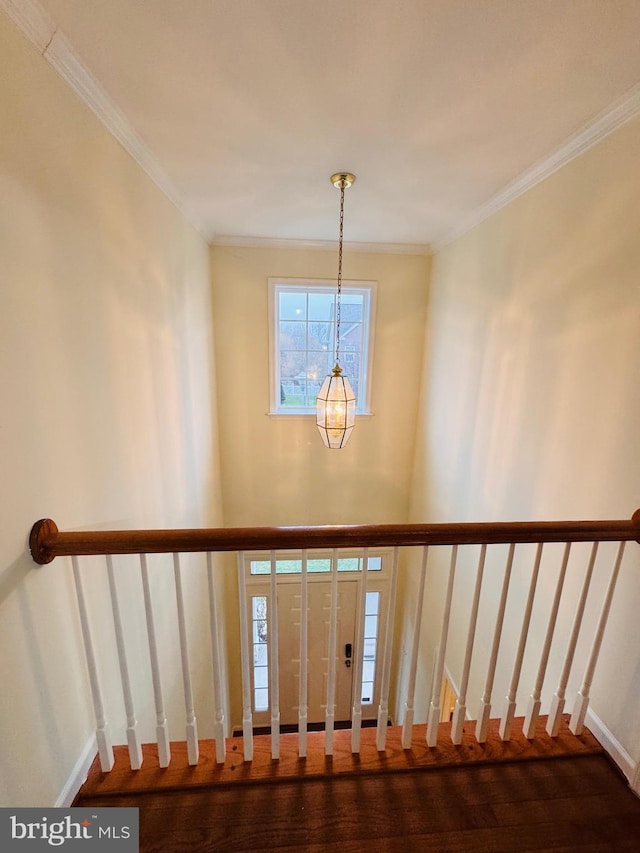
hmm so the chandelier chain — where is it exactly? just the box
[335,182,345,365]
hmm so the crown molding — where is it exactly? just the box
[1,0,207,239]
[1,0,427,255]
[211,235,431,256]
[4,0,640,255]
[0,0,54,50]
[432,80,640,251]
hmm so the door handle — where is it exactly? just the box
[345,643,352,659]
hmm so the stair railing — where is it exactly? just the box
[29,512,640,773]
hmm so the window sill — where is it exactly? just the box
[267,411,374,419]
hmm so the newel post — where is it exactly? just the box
[29,518,58,565]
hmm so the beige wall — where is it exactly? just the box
[403,115,640,762]
[0,15,223,805]
[211,245,430,527]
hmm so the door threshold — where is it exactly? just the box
[234,719,386,737]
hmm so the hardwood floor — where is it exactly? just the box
[77,716,605,797]
[74,719,640,850]
[76,754,640,852]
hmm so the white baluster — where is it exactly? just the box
[237,552,253,761]
[376,547,400,751]
[140,554,170,767]
[269,551,280,759]
[173,553,198,765]
[451,544,486,745]
[500,543,543,741]
[298,550,309,758]
[570,541,626,735]
[325,549,339,756]
[351,548,369,754]
[71,556,114,772]
[427,545,458,747]
[106,555,143,770]
[207,553,226,764]
[547,543,599,737]
[402,547,429,749]
[475,544,515,743]
[523,543,572,738]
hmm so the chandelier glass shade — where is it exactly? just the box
[316,172,356,449]
[316,364,356,449]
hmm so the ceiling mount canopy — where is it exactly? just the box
[330,172,356,190]
[316,172,357,450]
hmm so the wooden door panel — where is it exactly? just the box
[277,580,357,725]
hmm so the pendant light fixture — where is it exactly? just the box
[316,172,357,449]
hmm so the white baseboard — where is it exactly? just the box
[54,734,97,807]
[442,663,473,719]
[443,663,460,699]
[585,708,636,783]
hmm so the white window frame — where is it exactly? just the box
[268,277,376,416]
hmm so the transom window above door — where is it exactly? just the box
[268,278,376,415]
[249,554,382,574]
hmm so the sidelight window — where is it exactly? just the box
[251,596,269,711]
[360,591,380,704]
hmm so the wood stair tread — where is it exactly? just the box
[78,714,603,798]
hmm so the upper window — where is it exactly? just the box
[268,278,376,415]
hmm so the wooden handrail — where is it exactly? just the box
[29,513,640,565]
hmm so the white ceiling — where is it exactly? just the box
[11,0,640,249]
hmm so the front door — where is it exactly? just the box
[277,577,358,725]
[245,552,388,728]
